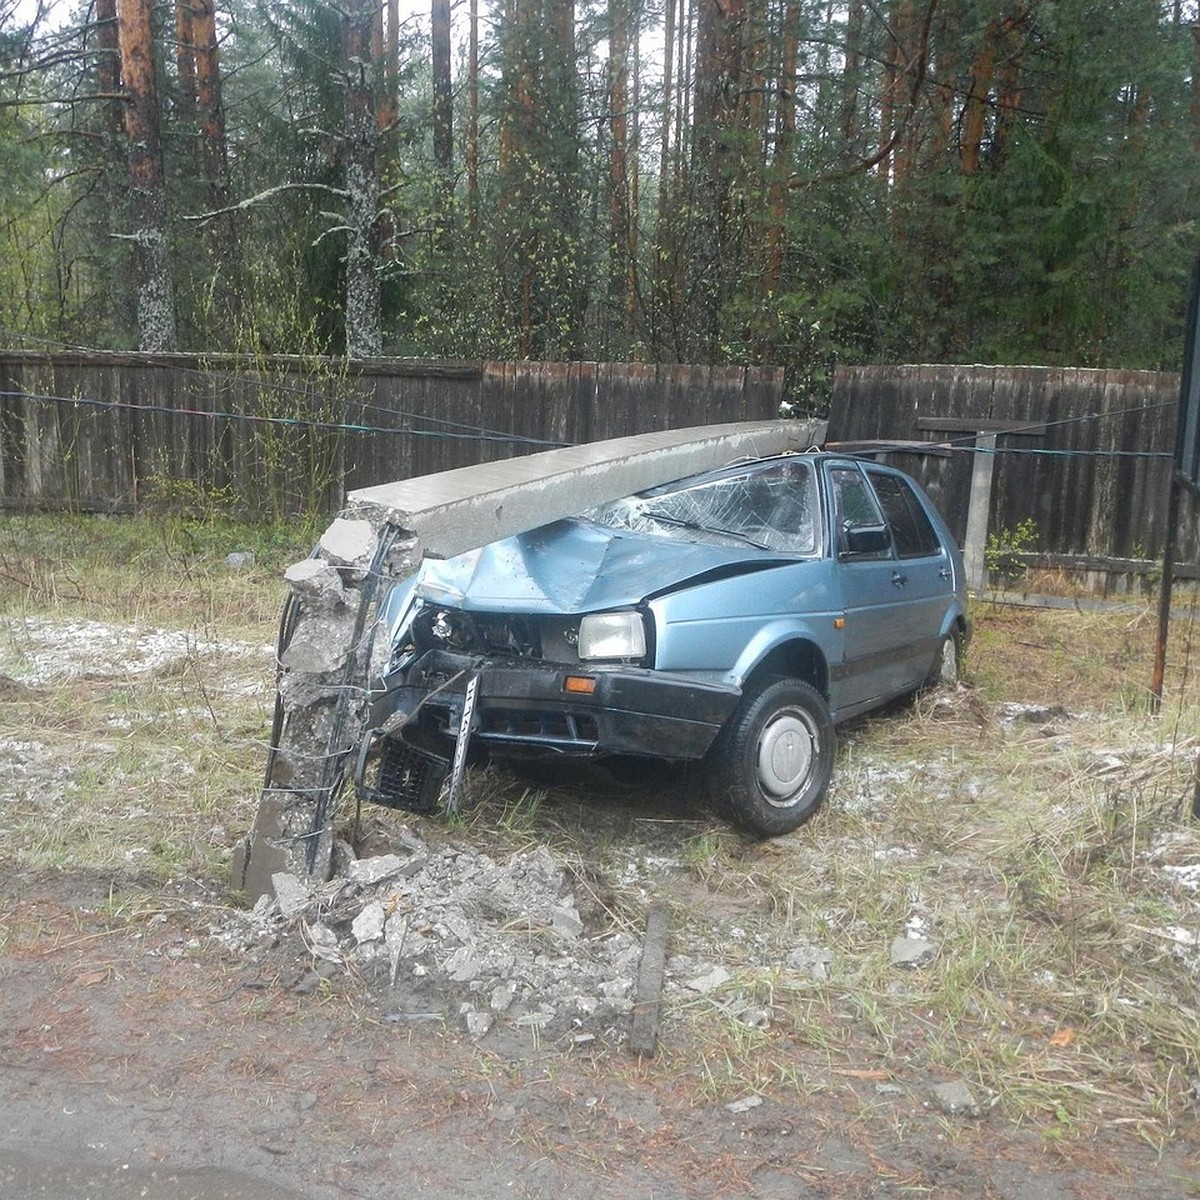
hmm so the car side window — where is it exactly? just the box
[867,471,942,558]
[830,466,890,558]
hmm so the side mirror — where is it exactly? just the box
[843,523,891,556]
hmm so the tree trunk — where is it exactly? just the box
[608,0,632,338]
[689,0,744,358]
[629,7,640,326]
[893,0,920,183]
[343,0,382,358]
[992,12,1027,170]
[656,0,675,234]
[432,0,453,220]
[377,0,399,131]
[1193,22,1200,152]
[467,0,480,230]
[192,0,230,212]
[764,0,799,295]
[95,0,134,339]
[118,0,177,351]
[174,0,195,124]
[961,20,996,175]
[839,0,863,143]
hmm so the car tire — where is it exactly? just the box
[707,678,835,838]
[924,629,963,689]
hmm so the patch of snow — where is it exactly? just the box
[1,616,270,686]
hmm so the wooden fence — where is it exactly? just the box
[828,364,1195,587]
[0,354,784,517]
[5,353,1190,588]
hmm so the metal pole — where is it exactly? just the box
[1150,471,1181,712]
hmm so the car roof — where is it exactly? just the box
[637,450,908,494]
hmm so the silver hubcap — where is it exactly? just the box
[757,709,817,806]
[938,638,958,685]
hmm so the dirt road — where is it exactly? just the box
[3,870,1194,1200]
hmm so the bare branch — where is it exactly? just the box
[181,182,350,223]
[0,92,126,108]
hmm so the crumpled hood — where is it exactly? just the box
[412,517,785,614]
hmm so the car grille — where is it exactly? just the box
[410,605,581,664]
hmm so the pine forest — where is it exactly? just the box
[2,0,1199,405]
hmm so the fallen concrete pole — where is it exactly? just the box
[232,419,825,901]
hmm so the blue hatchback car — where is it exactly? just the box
[356,452,969,837]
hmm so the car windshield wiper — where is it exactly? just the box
[642,509,770,550]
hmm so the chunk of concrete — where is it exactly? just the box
[319,517,377,569]
[271,872,311,919]
[284,558,347,607]
[278,619,351,674]
[891,936,938,968]
[347,853,408,886]
[931,1079,982,1117]
[685,965,731,994]
[550,904,584,939]
[352,901,386,944]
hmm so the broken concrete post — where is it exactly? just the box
[231,520,421,900]
[233,420,825,902]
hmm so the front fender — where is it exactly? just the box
[727,619,838,691]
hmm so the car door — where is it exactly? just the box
[826,462,914,711]
[862,465,957,685]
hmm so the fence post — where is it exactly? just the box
[962,433,997,590]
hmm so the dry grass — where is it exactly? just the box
[454,599,1200,1146]
[0,514,293,881]
[4,514,1200,1150]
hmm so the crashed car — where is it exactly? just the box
[354,451,969,837]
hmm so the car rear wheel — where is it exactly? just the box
[924,630,963,689]
[708,679,835,837]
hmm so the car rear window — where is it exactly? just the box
[868,471,942,558]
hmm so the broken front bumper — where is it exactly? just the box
[368,648,742,763]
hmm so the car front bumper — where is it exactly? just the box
[369,648,741,763]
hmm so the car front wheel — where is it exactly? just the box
[708,679,835,837]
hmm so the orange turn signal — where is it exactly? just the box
[834,617,846,629]
[564,675,598,695]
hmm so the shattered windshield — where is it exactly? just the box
[587,459,819,554]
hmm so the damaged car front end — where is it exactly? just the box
[354,453,969,837]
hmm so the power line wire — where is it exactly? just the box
[0,329,571,449]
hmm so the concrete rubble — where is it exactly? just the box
[216,833,838,1045]
[891,935,939,969]
[222,832,646,1042]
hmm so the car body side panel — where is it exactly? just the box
[648,561,840,684]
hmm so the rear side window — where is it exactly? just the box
[868,472,942,558]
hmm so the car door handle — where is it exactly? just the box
[938,568,952,580]
[892,571,908,588]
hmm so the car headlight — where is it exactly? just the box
[577,611,646,661]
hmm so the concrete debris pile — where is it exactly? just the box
[219,831,646,1043]
[214,828,845,1047]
